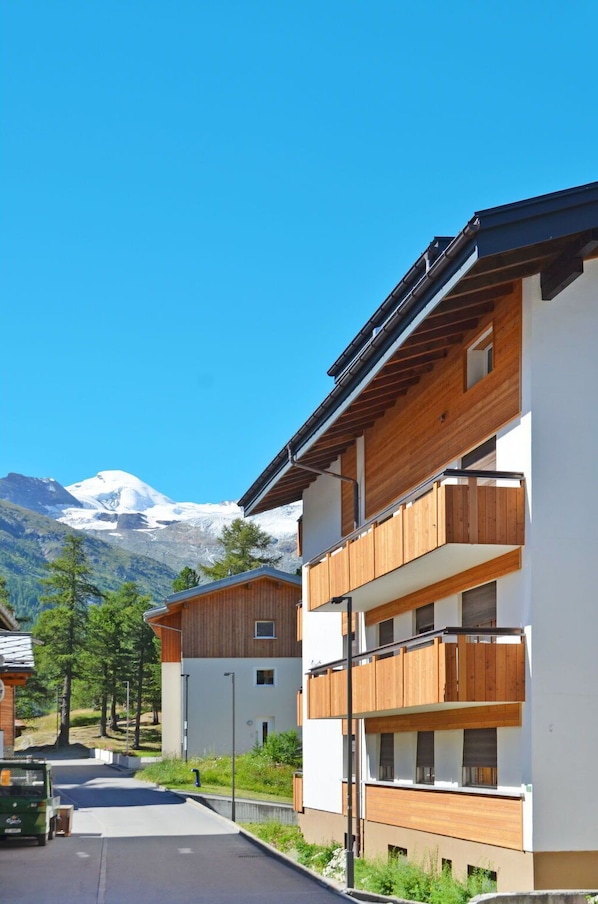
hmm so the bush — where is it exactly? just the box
[249,730,302,767]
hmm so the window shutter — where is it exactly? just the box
[462,582,496,628]
[379,733,394,774]
[415,603,434,634]
[462,728,497,767]
[416,732,434,767]
[378,619,394,646]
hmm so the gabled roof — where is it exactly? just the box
[144,565,302,622]
[0,631,36,676]
[240,181,598,516]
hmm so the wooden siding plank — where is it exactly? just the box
[365,703,522,734]
[374,512,404,576]
[309,557,330,610]
[364,285,522,520]
[349,530,375,589]
[329,547,350,599]
[365,785,523,850]
[176,577,301,659]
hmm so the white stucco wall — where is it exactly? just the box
[178,657,302,757]
[161,661,183,757]
[522,261,598,851]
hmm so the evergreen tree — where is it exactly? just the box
[119,584,157,749]
[0,575,13,614]
[172,566,200,592]
[84,593,131,736]
[36,534,102,746]
[199,518,281,581]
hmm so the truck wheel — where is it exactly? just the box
[37,832,47,847]
[48,818,56,841]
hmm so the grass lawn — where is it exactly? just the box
[15,709,162,757]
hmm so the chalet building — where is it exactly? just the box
[239,182,598,891]
[0,603,35,756]
[145,566,302,757]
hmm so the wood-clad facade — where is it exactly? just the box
[145,566,302,758]
[239,183,598,891]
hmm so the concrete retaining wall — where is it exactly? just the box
[185,791,297,825]
[91,748,161,770]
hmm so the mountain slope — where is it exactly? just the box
[0,499,177,621]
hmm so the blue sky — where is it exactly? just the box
[1,1,596,504]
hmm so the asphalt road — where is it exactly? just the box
[0,759,347,904]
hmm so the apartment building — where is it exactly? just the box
[145,566,302,757]
[239,182,598,891]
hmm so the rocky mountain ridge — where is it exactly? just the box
[0,471,302,618]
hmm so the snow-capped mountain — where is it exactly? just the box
[59,470,300,540]
[0,470,302,579]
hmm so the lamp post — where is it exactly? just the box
[181,673,189,762]
[331,595,354,890]
[223,671,236,822]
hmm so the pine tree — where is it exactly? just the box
[0,575,13,614]
[36,534,102,747]
[172,566,200,592]
[199,518,281,581]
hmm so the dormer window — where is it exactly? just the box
[466,326,494,389]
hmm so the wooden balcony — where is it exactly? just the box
[307,471,525,613]
[362,783,523,850]
[308,630,525,720]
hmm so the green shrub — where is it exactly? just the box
[248,730,302,767]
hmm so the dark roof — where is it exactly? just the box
[144,565,302,621]
[240,181,598,516]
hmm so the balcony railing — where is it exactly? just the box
[307,627,525,719]
[307,470,525,612]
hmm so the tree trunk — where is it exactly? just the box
[110,692,118,732]
[57,672,71,747]
[99,691,108,737]
[133,652,144,749]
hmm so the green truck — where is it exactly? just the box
[0,759,61,846]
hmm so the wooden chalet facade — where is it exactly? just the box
[145,566,302,757]
[240,182,598,891]
[0,604,35,756]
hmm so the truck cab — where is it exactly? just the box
[0,759,61,846]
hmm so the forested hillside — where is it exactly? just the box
[0,499,176,620]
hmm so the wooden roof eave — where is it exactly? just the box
[241,185,598,516]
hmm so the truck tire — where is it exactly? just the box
[48,818,56,841]
[37,832,47,846]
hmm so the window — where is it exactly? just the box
[463,728,497,787]
[255,669,275,686]
[462,435,496,471]
[442,859,453,873]
[467,865,497,886]
[462,582,496,632]
[466,326,494,389]
[378,618,394,659]
[388,845,407,860]
[416,731,434,784]
[379,733,394,780]
[255,620,275,639]
[415,603,434,635]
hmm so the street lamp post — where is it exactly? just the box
[223,671,236,822]
[331,595,354,890]
[181,673,189,762]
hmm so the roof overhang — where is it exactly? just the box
[240,181,598,516]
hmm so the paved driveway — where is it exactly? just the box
[0,758,347,904]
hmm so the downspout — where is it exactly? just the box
[287,446,360,531]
